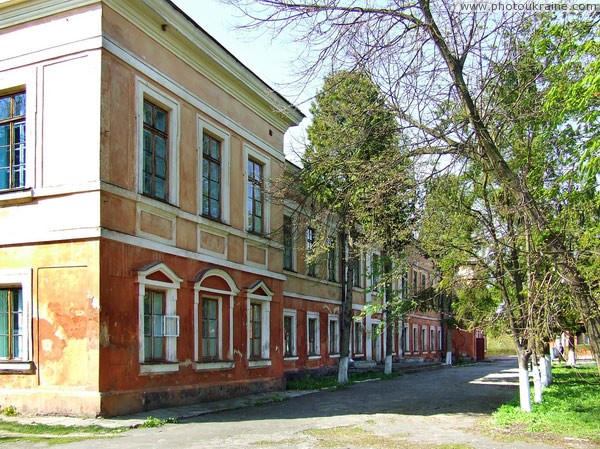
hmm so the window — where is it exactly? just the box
[283,215,294,271]
[328,314,340,355]
[401,275,408,299]
[403,324,409,353]
[371,323,380,361]
[136,79,179,206]
[353,320,364,355]
[246,280,273,365]
[307,312,320,357]
[422,273,427,290]
[247,159,264,234]
[412,270,418,294]
[143,291,166,361]
[353,256,362,287]
[413,325,419,352]
[371,253,381,294]
[193,269,237,370]
[136,262,182,374]
[438,327,443,352]
[283,309,297,358]
[430,327,435,352]
[0,270,32,371]
[249,303,262,358]
[422,327,428,353]
[327,237,337,282]
[0,91,26,191]
[306,227,316,276]
[202,133,221,220]
[201,298,218,359]
[0,288,22,360]
[142,100,169,201]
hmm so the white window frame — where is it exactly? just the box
[243,144,271,235]
[369,319,381,362]
[306,311,320,359]
[0,69,36,201]
[283,308,298,360]
[403,324,409,354]
[430,326,436,352]
[136,262,182,374]
[193,269,238,371]
[412,324,419,353]
[438,327,443,353]
[246,280,273,367]
[198,117,231,224]
[199,295,223,358]
[306,226,317,277]
[422,326,428,353]
[353,319,364,356]
[327,314,340,357]
[136,77,180,206]
[0,269,33,372]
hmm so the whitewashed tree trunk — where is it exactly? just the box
[446,351,452,365]
[338,356,349,383]
[540,355,551,387]
[384,354,393,374]
[567,349,576,366]
[532,362,543,404]
[518,356,532,412]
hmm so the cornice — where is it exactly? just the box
[104,0,304,133]
[0,0,97,28]
[0,0,304,133]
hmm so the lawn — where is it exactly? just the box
[286,370,402,390]
[0,420,127,446]
[492,363,600,445]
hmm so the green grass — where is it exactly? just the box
[486,334,516,357]
[0,419,127,445]
[286,370,402,390]
[492,364,600,444]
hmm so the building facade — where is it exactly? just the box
[0,0,449,417]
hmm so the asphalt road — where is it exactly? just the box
[16,358,586,449]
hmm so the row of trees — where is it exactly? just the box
[227,0,599,411]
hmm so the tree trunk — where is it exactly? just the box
[384,252,394,375]
[421,2,600,374]
[540,354,551,387]
[567,333,576,367]
[532,354,543,404]
[518,351,532,412]
[338,230,355,384]
[445,327,453,366]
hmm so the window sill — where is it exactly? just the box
[0,188,33,206]
[140,362,179,375]
[193,361,234,371]
[0,361,35,374]
[307,355,321,360]
[248,359,271,368]
[328,354,340,358]
[284,356,299,362]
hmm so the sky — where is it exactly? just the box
[171,0,314,159]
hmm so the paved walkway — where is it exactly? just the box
[5,358,594,449]
[3,389,316,429]
[3,360,443,429]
